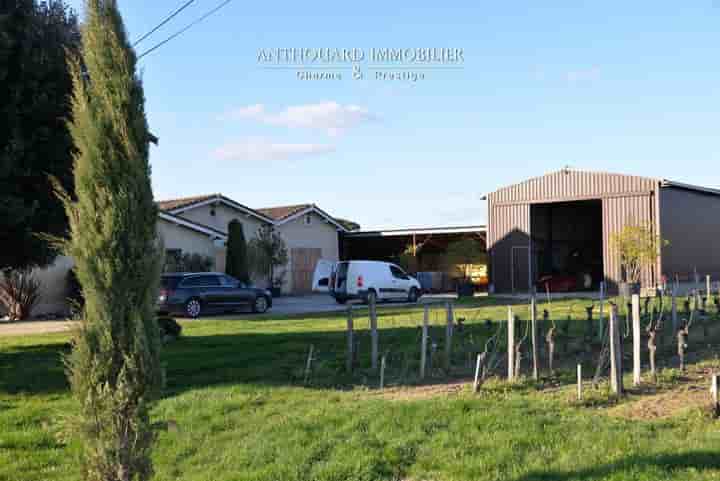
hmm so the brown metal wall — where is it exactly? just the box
[488,203,530,293]
[488,169,660,293]
[601,193,657,291]
[660,187,720,280]
[490,169,658,204]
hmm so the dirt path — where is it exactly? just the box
[0,319,77,337]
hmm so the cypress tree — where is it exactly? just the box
[59,1,163,480]
[225,219,250,283]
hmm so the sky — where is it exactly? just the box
[65,1,720,230]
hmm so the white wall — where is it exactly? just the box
[177,203,266,237]
[276,211,341,293]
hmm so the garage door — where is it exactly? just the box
[291,248,322,294]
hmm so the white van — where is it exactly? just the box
[312,260,422,304]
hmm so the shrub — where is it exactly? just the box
[163,252,214,273]
[0,269,42,320]
[157,316,182,339]
[226,219,250,283]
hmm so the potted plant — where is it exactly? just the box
[610,223,667,297]
[248,225,289,297]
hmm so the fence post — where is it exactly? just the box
[508,306,515,382]
[370,295,378,370]
[712,374,719,416]
[346,306,354,373]
[577,364,583,401]
[379,355,386,390]
[420,304,429,380]
[445,302,454,372]
[609,304,624,395]
[531,292,539,381]
[598,281,605,341]
[632,294,641,386]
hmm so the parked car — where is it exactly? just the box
[312,260,422,304]
[157,272,272,318]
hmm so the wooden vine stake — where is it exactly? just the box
[370,295,378,370]
[507,306,515,382]
[671,287,678,334]
[304,344,315,385]
[609,304,624,395]
[531,293,539,381]
[473,353,483,393]
[632,294,641,386]
[379,355,386,390]
[577,364,583,401]
[711,374,719,417]
[420,304,429,380]
[445,302,454,372]
[346,306,354,373]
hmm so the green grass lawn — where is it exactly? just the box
[2,296,720,481]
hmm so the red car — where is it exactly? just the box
[537,274,577,293]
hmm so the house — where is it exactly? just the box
[487,169,720,293]
[157,195,350,294]
[31,194,353,315]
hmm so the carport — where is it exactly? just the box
[341,225,487,292]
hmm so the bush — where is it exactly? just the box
[0,269,42,320]
[157,316,182,339]
[163,252,214,273]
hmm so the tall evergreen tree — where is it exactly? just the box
[225,219,250,283]
[0,0,80,270]
[59,1,163,480]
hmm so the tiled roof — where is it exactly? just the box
[255,204,313,221]
[156,194,218,212]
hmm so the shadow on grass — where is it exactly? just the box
[513,451,720,481]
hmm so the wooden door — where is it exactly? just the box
[291,248,322,294]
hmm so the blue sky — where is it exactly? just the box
[66,1,720,229]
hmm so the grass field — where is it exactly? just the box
[2,296,720,481]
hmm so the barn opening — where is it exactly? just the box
[530,200,603,291]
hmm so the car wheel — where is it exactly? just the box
[408,287,419,303]
[185,298,202,318]
[335,297,347,305]
[365,289,377,306]
[253,295,269,313]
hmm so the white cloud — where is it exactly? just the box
[213,137,336,162]
[222,101,376,136]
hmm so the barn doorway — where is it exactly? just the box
[531,200,604,291]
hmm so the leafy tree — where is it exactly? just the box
[610,223,667,284]
[163,252,214,273]
[248,225,288,289]
[58,1,163,479]
[445,238,487,279]
[225,219,250,283]
[0,0,80,271]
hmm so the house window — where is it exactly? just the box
[304,213,312,225]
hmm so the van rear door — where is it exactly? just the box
[312,259,336,292]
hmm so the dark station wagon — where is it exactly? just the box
[157,272,272,318]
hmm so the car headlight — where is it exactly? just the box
[158,294,167,302]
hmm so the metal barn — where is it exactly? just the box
[487,169,720,293]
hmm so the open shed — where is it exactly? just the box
[487,169,720,293]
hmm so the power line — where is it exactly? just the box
[132,0,196,47]
[137,0,234,60]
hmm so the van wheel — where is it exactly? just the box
[185,298,202,318]
[365,290,377,306]
[408,287,419,303]
[335,297,347,305]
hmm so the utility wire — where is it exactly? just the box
[132,0,197,47]
[137,0,233,60]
